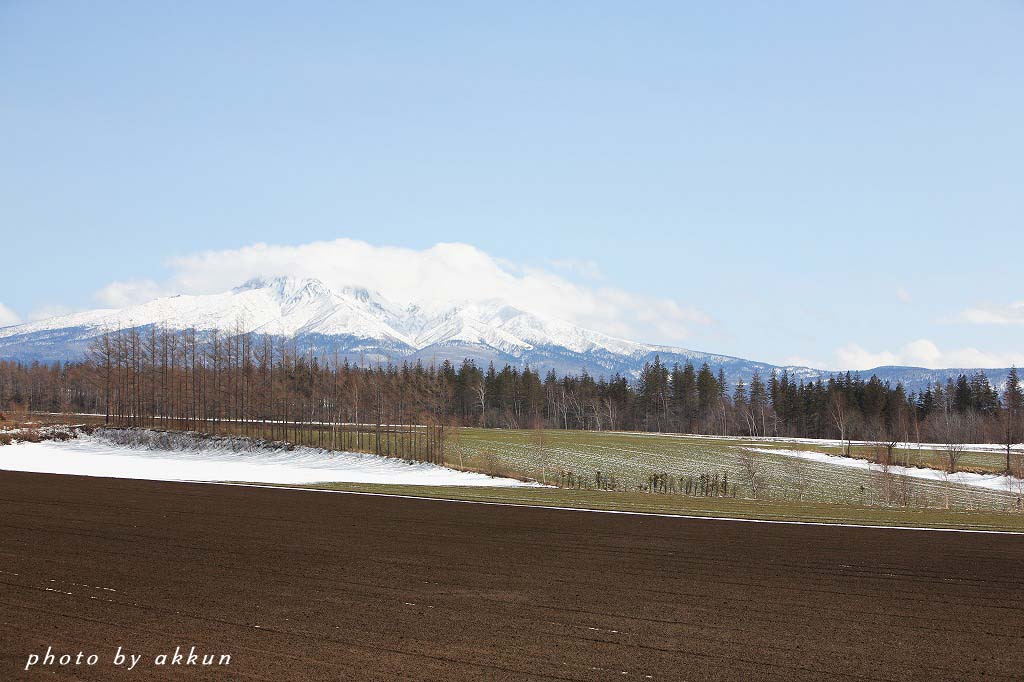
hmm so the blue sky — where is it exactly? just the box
[1,1,1022,369]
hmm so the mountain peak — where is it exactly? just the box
[234,276,270,292]
[233,276,333,301]
[285,278,332,302]
[338,285,374,303]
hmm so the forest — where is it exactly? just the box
[0,327,1020,462]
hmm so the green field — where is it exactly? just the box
[447,428,1020,512]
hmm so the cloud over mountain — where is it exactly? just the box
[0,302,21,327]
[92,239,712,346]
[833,339,1024,372]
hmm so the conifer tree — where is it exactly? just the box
[1003,366,1023,473]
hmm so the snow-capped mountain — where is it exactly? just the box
[0,277,1012,392]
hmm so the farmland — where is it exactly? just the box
[9,413,1024,522]
[4,471,1024,681]
[448,428,1021,512]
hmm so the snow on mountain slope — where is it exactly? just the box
[410,307,533,354]
[496,308,647,356]
[0,277,1012,392]
[0,277,414,345]
[0,276,700,376]
[0,277,648,357]
[0,307,121,338]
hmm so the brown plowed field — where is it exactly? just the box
[2,471,1023,681]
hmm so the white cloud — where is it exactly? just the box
[958,301,1024,325]
[896,287,912,304]
[828,339,1024,371]
[28,305,76,322]
[548,258,604,280]
[0,302,21,327]
[834,343,899,370]
[94,278,165,308]
[94,239,712,345]
[781,355,826,369]
[901,338,942,366]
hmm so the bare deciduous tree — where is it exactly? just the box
[739,449,763,499]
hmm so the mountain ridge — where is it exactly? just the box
[0,277,1013,393]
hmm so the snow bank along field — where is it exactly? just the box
[0,428,531,487]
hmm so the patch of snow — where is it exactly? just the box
[0,435,536,487]
[629,431,1022,457]
[746,447,1024,495]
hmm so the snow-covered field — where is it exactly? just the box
[0,435,534,487]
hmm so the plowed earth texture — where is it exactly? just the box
[2,471,1022,681]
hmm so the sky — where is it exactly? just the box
[1,1,1022,370]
